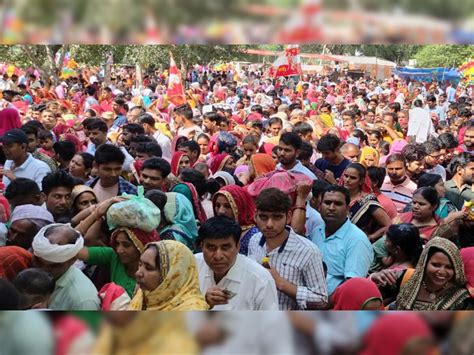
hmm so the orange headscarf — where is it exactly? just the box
[250,153,276,177]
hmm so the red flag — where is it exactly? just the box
[167,52,186,106]
[268,45,302,78]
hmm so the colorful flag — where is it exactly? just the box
[167,52,186,106]
[268,45,302,78]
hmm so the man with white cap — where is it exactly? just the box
[5,204,54,249]
[32,223,100,310]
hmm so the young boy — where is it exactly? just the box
[247,188,327,310]
[12,268,56,309]
[38,130,55,158]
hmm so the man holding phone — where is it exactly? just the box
[195,216,279,310]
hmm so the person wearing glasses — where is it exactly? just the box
[423,138,446,181]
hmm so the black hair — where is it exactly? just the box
[413,186,439,211]
[87,119,108,133]
[196,133,210,142]
[423,138,442,155]
[94,144,125,165]
[86,86,96,96]
[38,130,54,140]
[268,116,283,126]
[139,113,155,126]
[346,162,367,181]
[142,157,171,178]
[413,99,423,108]
[174,103,193,120]
[402,143,427,163]
[388,102,401,113]
[12,268,55,309]
[383,111,398,123]
[280,132,302,150]
[123,123,145,135]
[369,130,383,140]
[248,120,263,130]
[367,167,386,189]
[4,178,41,203]
[203,112,220,123]
[113,97,126,106]
[130,134,154,145]
[342,110,356,120]
[77,152,94,170]
[298,141,314,161]
[242,134,259,147]
[386,223,423,266]
[447,152,474,176]
[251,105,263,114]
[144,189,168,211]
[179,168,208,197]
[0,279,19,310]
[197,216,242,245]
[293,122,314,136]
[321,185,350,206]
[181,140,200,155]
[130,106,146,115]
[386,153,406,165]
[42,170,76,194]
[53,140,76,161]
[255,187,292,213]
[135,142,162,158]
[438,133,458,149]
[417,173,443,189]
[312,179,331,198]
[317,134,340,152]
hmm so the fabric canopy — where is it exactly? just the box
[393,67,460,83]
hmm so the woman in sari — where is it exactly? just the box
[159,192,199,251]
[392,237,472,310]
[208,152,236,175]
[331,278,384,310]
[172,169,208,224]
[241,153,276,185]
[403,173,457,219]
[93,313,198,355]
[393,187,442,241]
[170,151,191,176]
[129,240,209,310]
[340,163,391,242]
[212,185,259,255]
[78,227,159,297]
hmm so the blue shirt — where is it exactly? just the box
[276,160,317,180]
[315,158,351,179]
[311,218,374,295]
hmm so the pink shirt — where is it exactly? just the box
[380,176,417,213]
[376,192,398,220]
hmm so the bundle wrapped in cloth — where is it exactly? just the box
[247,169,313,204]
[107,186,161,232]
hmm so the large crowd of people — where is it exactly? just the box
[0,63,473,315]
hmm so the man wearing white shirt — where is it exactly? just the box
[139,113,172,160]
[195,216,279,311]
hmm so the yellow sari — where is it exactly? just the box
[129,240,209,311]
[93,313,198,355]
[359,146,380,167]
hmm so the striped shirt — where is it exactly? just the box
[247,227,328,310]
[381,176,417,213]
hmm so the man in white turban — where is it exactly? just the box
[32,223,100,310]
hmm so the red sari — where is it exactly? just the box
[394,212,441,241]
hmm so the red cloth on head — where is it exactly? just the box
[361,313,433,355]
[461,247,474,297]
[0,246,33,281]
[110,227,160,252]
[259,143,275,155]
[0,108,21,135]
[331,278,383,310]
[61,133,84,153]
[208,153,230,175]
[213,185,256,227]
[170,151,187,176]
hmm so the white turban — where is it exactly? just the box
[32,223,84,263]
